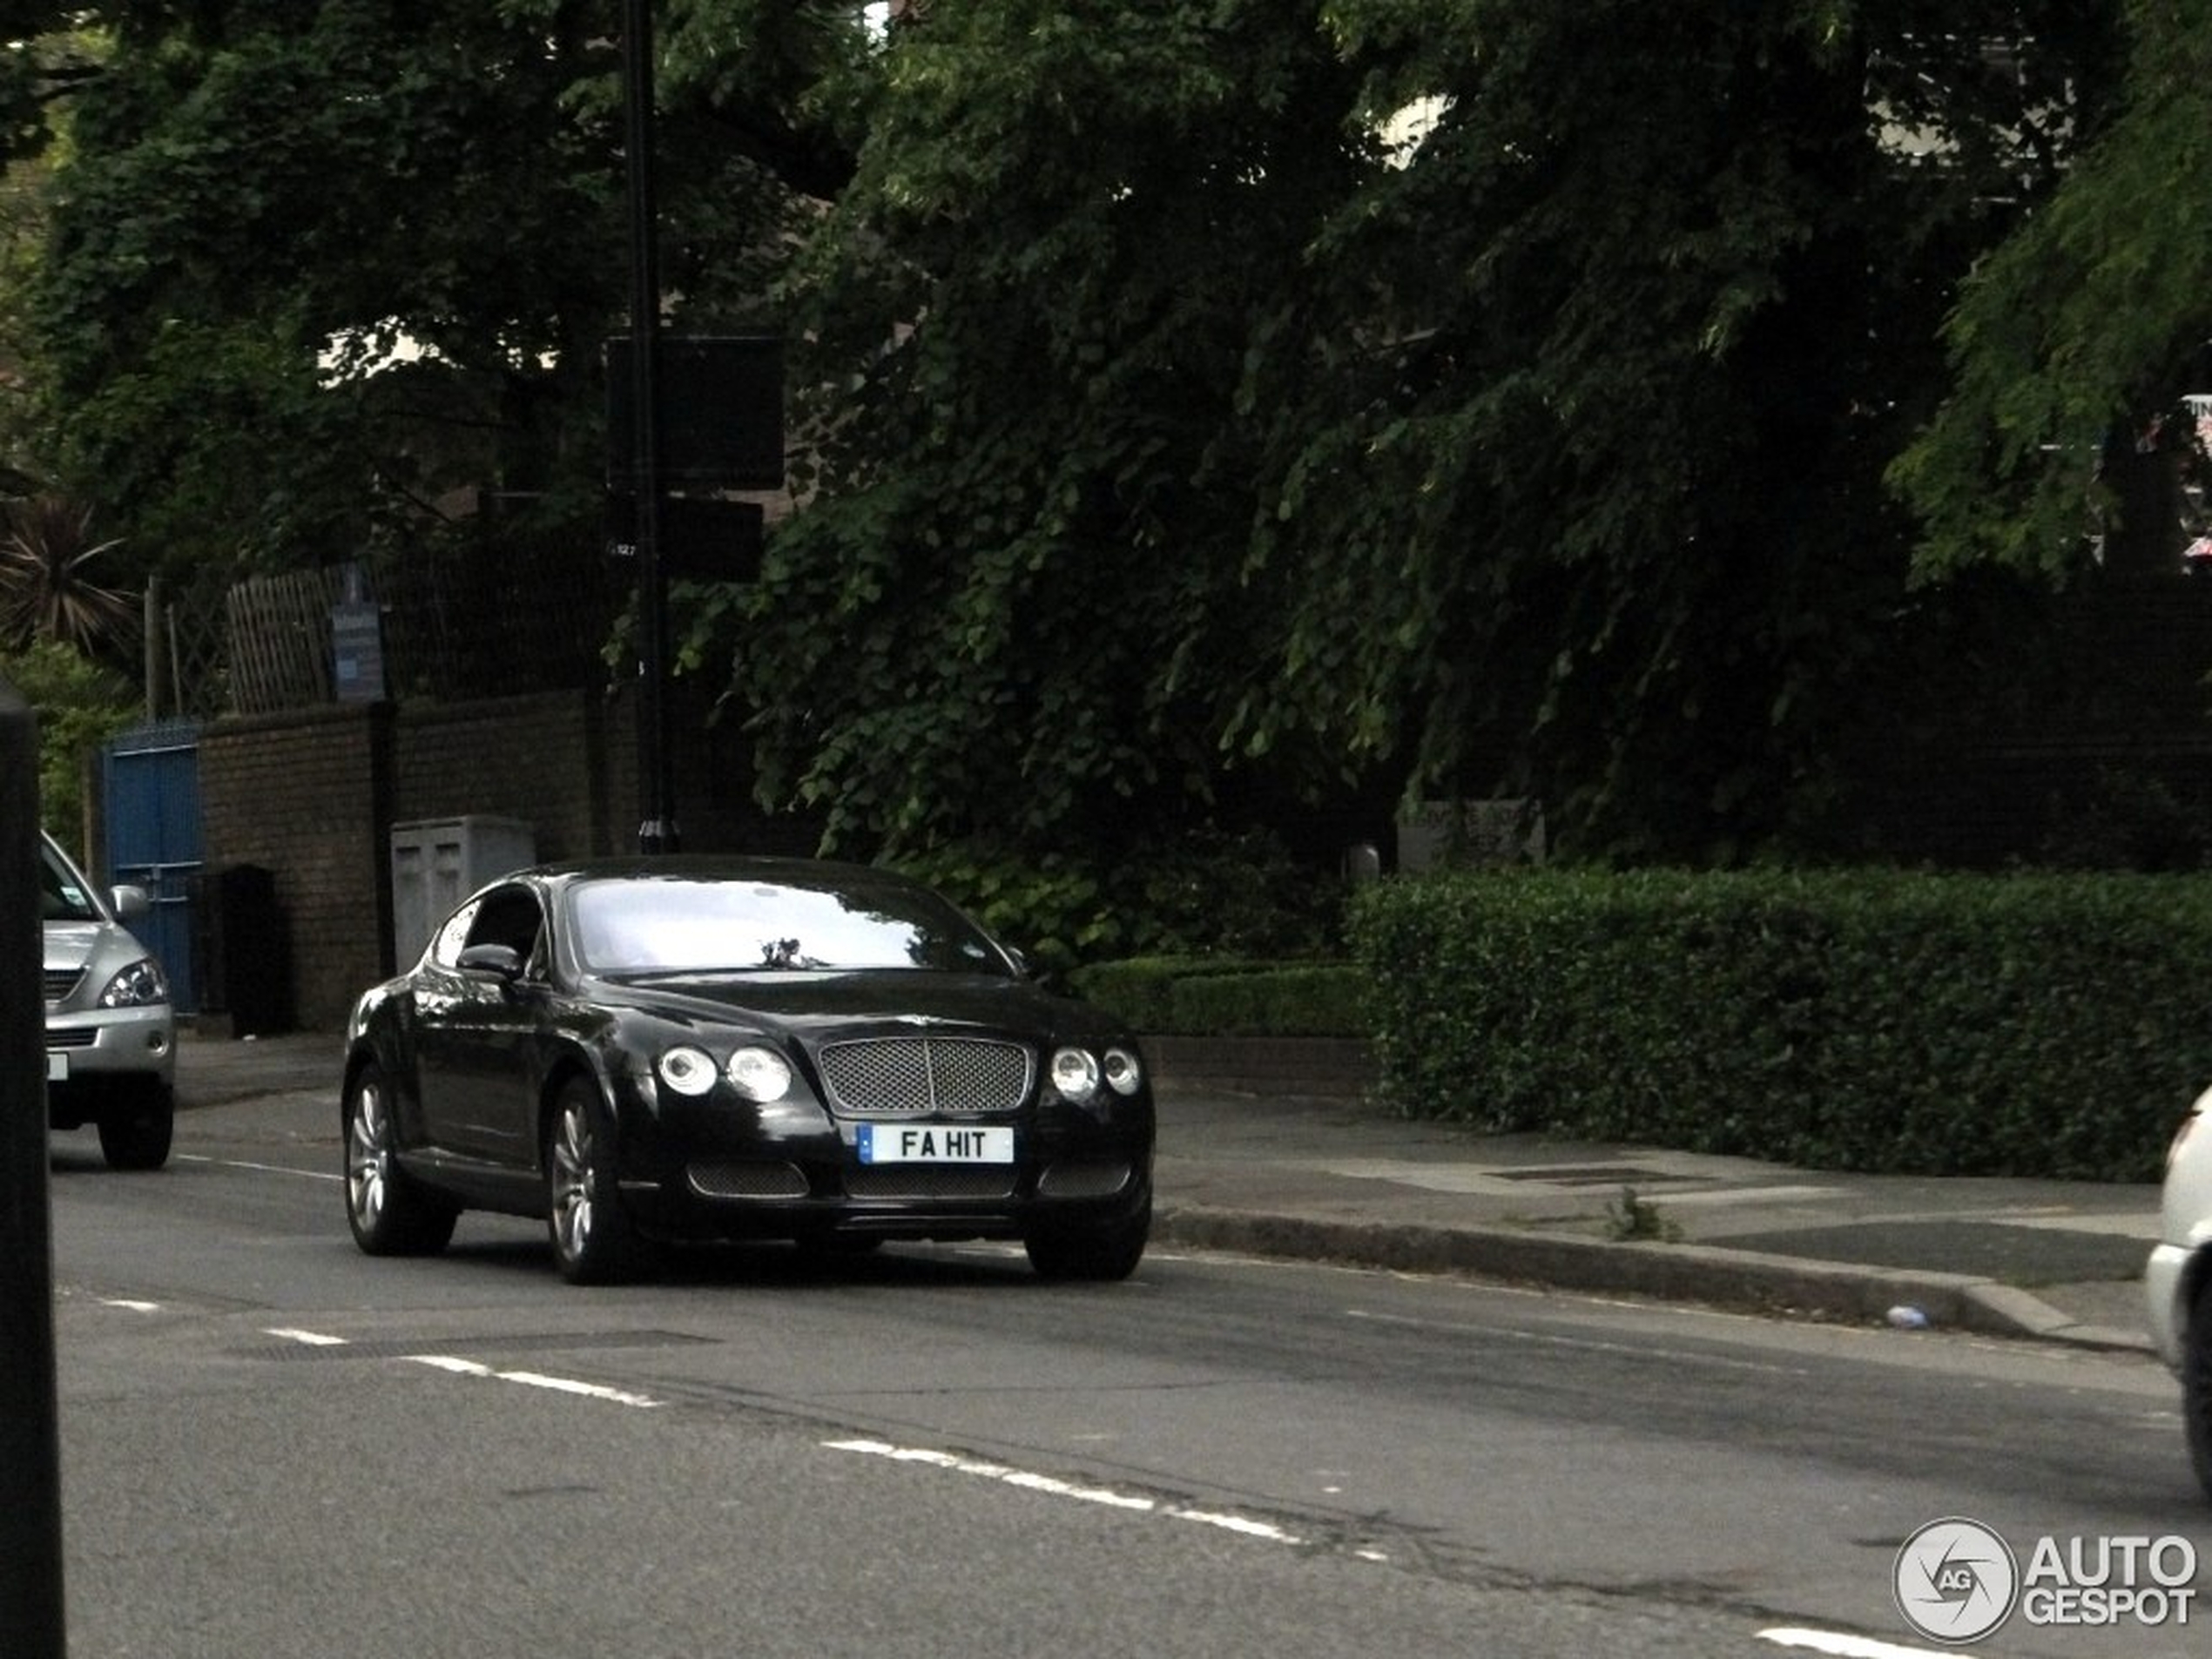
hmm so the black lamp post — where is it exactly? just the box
[623,0,676,854]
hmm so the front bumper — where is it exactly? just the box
[44,1007,177,1120]
[610,1074,1155,1245]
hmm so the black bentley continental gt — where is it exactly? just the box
[341,858,1154,1284]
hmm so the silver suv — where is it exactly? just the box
[41,830,176,1169]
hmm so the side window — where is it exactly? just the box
[428,899,482,968]
[465,886,545,970]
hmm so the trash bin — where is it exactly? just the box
[192,864,291,1036]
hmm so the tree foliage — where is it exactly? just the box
[720,0,1369,856]
[17,1,845,582]
[716,0,2126,862]
[0,632,133,837]
[1893,0,2212,584]
[4,2,2182,873]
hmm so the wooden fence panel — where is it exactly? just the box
[225,568,341,714]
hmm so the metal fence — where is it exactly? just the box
[159,534,628,718]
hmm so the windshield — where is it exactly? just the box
[566,876,1013,975]
[39,840,102,923]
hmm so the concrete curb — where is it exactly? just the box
[1152,1204,2156,1353]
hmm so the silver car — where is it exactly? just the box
[41,830,176,1169]
[2147,1086,2212,1502]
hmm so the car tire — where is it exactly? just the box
[1024,1191,1151,1283]
[344,1063,459,1256]
[96,1082,174,1171]
[2188,1275,2212,1504]
[546,1075,643,1285]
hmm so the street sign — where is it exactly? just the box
[604,495,764,583]
[605,334,785,491]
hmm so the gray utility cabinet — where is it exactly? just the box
[388,816,536,967]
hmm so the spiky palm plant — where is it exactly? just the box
[0,496,136,655]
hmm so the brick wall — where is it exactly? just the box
[199,703,390,1033]
[390,691,617,862]
[195,683,806,1030]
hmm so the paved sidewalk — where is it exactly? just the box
[1150,1088,2163,1354]
[168,1029,2168,1355]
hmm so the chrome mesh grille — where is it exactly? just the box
[844,1167,1018,1201]
[44,968,82,1007]
[819,1038,1031,1116]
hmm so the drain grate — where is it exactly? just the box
[1490,1164,1715,1189]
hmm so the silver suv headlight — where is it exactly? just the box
[99,958,168,1009]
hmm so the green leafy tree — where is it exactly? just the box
[1893,0,2210,585]
[21,1,849,583]
[1234,0,2123,861]
[0,632,132,836]
[724,0,2123,864]
[2,1,2148,876]
[719,0,1370,858]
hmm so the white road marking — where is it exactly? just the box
[127,1315,664,1407]
[176,1153,341,1183]
[825,1437,1304,1544]
[1760,1629,1946,1657]
[98,1298,162,1312]
[403,1352,661,1409]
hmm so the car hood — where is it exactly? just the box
[584,968,1123,1046]
[44,919,115,973]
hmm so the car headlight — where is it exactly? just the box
[658,1045,718,1097]
[1050,1047,1101,1104]
[98,958,168,1009]
[726,1046,792,1103]
[1103,1047,1143,1097]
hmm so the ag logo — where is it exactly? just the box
[1894,1517,2021,1644]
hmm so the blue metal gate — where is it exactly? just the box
[102,719,202,1011]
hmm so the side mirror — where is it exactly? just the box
[457,942,524,981]
[110,884,151,921]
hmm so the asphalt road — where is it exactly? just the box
[42,1107,2211,1659]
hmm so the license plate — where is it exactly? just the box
[856,1123,1014,1165]
[46,1052,67,1082]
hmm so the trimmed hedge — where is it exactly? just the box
[1347,868,2212,1182]
[1171,965,1372,1037]
[1070,956,1370,1037]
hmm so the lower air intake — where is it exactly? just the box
[688,1161,811,1200]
